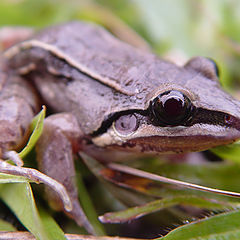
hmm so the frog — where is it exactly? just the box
[1,21,240,234]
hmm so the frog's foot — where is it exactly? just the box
[36,113,95,235]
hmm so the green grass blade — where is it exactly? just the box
[0,173,30,183]
[0,183,50,240]
[100,196,240,223]
[158,209,240,240]
[77,173,106,236]
[18,106,46,159]
[39,208,66,240]
[0,219,16,231]
[211,142,240,163]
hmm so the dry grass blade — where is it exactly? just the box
[108,163,240,198]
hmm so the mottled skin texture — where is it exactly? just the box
[2,21,240,234]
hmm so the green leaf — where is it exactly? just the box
[0,183,52,240]
[77,173,106,236]
[100,196,240,223]
[39,208,66,240]
[158,209,240,240]
[211,142,240,163]
[18,106,46,159]
[0,219,16,231]
[0,173,30,184]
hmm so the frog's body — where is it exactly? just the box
[5,22,240,154]
[1,21,240,234]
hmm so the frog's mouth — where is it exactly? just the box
[97,121,240,154]
[113,133,239,154]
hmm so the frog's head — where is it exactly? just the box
[92,57,240,154]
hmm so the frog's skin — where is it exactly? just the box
[2,21,240,234]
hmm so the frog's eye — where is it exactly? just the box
[151,90,193,126]
[113,114,139,135]
[184,56,220,80]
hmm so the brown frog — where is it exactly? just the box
[1,21,240,234]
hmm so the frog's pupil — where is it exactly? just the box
[151,90,192,126]
[163,97,184,117]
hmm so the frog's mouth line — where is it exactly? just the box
[110,134,238,154]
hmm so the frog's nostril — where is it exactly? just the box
[224,114,240,131]
[224,114,231,124]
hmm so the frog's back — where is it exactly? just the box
[4,21,196,134]
[9,21,184,96]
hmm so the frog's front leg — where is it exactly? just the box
[36,113,95,234]
[0,72,38,158]
[0,70,74,229]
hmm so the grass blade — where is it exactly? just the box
[0,183,52,240]
[18,106,46,159]
[158,209,240,240]
[0,219,16,231]
[100,196,240,223]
